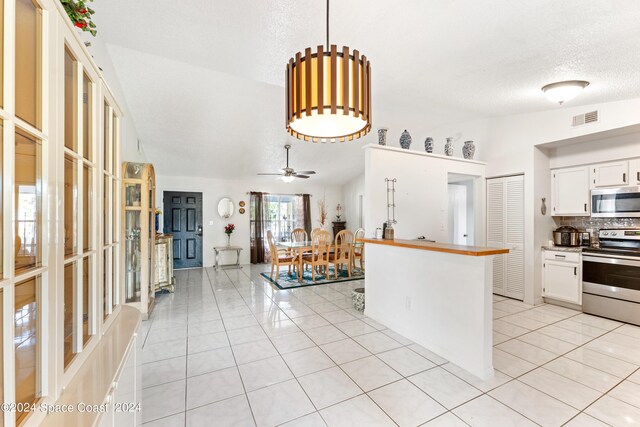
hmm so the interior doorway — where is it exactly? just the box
[163,191,203,269]
[447,174,477,245]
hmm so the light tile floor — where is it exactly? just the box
[140,265,640,427]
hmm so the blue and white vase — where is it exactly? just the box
[462,140,476,160]
[377,128,388,146]
[399,130,412,149]
[444,137,454,157]
[424,137,434,153]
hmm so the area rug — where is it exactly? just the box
[260,266,364,289]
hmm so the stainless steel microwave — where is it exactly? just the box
[592,186,640,217]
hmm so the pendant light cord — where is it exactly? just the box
[326,0,330,49]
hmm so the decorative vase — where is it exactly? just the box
[424,137,434,153]
[377,128,388,146]
[444,137,454,157]
[226,234,231,247]
[352,288,365,312]
[462,140,476,160]
[399,130,412,149]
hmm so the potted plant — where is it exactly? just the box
[60,0,97,36]
[318,198,328,229]
[224,223,235,247]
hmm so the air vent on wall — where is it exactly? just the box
[572,110,599,127]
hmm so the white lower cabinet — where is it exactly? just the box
[542,251,581,305]
[98,336,140,427]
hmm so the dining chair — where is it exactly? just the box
[267,230,297,279]
[353,228,365,272]
[308,229,331,271]
[311,228,324,241]
[291,228,308,243]
[302,230,330,282]
[329,230,354,279]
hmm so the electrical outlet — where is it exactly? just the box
[405,296,411,310]
[208,220,214,226]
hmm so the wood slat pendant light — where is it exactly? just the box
[285,0,371,143]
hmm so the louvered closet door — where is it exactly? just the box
[486,175,525,300]
[504,176,525,299]
[487,179,506,295]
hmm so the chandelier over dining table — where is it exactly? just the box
[285,0,372,143]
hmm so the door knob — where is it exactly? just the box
[196,226,203,236]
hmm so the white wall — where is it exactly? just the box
[364,145,486,245]
[155,175,343,266]
[342,174,365,231]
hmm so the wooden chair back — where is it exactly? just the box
[267,230,277,254]
[307,229,330,262]
[334,230,354,261]
[310,228,323,241]
[353,228,365,255]
[291,228,308,243]
[313,229,331,245]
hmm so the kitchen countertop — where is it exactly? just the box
[541,246,585,252]
[363,238,509,256]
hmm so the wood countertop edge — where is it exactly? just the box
[362,238,509,256]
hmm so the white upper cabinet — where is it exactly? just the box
[591,161,629,188]
[630,158,640,186]
[552,166,590,216]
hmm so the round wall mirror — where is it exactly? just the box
[218,197,234,219]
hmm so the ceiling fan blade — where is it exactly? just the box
[257,173,284,176]
[293,174,310,179]
[295,171,316,175]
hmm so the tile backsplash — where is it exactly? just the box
[555,216,640,231]
[553,217,640,247]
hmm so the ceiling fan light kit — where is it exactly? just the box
[257,144,317,182]
[285,0,371,142]
[541,80,589,105]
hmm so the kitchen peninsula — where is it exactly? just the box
[363,238,508,379]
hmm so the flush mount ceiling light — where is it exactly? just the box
[541,80,590,105]
[285,0,371,143]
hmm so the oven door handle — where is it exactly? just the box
[583,254,640,267]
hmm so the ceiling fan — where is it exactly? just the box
[258,144,316,182]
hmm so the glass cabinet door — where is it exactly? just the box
[125,183,141,207]
[125,211,141,303]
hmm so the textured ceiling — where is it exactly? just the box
[93,0,640,184]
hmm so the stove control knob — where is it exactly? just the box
[612,232,618,236]
[603,231,609,236]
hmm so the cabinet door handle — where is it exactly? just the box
[637,171,639,182]
[584,203,587,212]
[555,254,566,259]
[623,173,627,183]
[574,267,577,276]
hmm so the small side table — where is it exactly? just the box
[213,246,243,270]
[332,221,347,239]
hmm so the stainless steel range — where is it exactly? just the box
[582,229,640,326]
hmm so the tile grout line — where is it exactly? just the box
[213,266,260,427]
